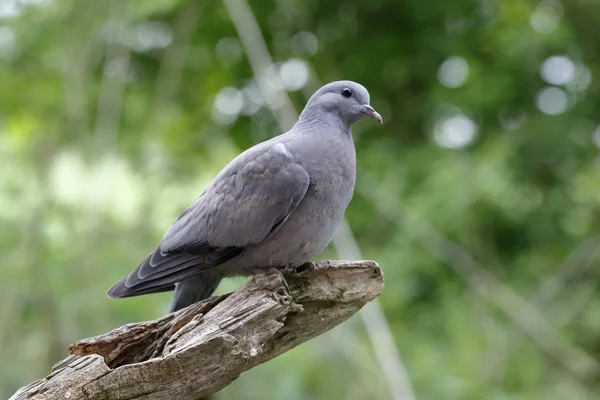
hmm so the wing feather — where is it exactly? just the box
[107,144,310,298]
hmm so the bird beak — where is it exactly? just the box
[362,105,383,123]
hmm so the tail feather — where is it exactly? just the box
[106,249,203,299]
[106,277,175,298]
[107,244,243,302]
[107,244,235,312]
[169,272,223,312]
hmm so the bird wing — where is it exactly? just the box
[107,143,311,298]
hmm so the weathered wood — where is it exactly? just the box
[11,260,384,400]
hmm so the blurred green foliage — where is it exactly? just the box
[2,0,600,398]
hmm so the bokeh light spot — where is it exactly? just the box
[593,125,600,149]
[530,1,562,34]
[0,0,21,19]
[434,114,477,149]
[131,22,172,52]
[535,86,568,115]
[567,64,592,93]
[0,26,17,60]
[279,58,310,91]
[212,87,244,125]
[290,31,318,56]
[540,55,575,85]
[240,81,264,116]
[437,56,469,88]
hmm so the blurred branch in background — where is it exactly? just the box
[332,221,417,400]
[92,0,130,153]
[28,143,64,382]
[222,0,416,399]
[151,2,203,117]
[486,237,600,381]
[222,0,297,131]
[533,237,600,308]
[357,168,600,383]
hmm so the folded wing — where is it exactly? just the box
[107,144,311,298]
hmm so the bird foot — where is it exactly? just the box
[294,261,316,274]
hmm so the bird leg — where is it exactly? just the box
[294,261,316,273]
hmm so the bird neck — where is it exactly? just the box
[296,108,352,137]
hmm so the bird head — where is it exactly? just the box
[299,80,383,130]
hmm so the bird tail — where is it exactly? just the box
[169,271,223,312]
[106,249,206,299]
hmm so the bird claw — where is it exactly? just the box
[294,261,316,274]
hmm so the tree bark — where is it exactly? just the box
[11,260,384,400]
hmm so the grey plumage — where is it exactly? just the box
[107,80,382,312]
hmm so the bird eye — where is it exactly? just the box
[341,88,352,98]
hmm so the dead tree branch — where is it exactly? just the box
[11,260,384,400]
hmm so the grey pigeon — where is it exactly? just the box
[107,80,382,312]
